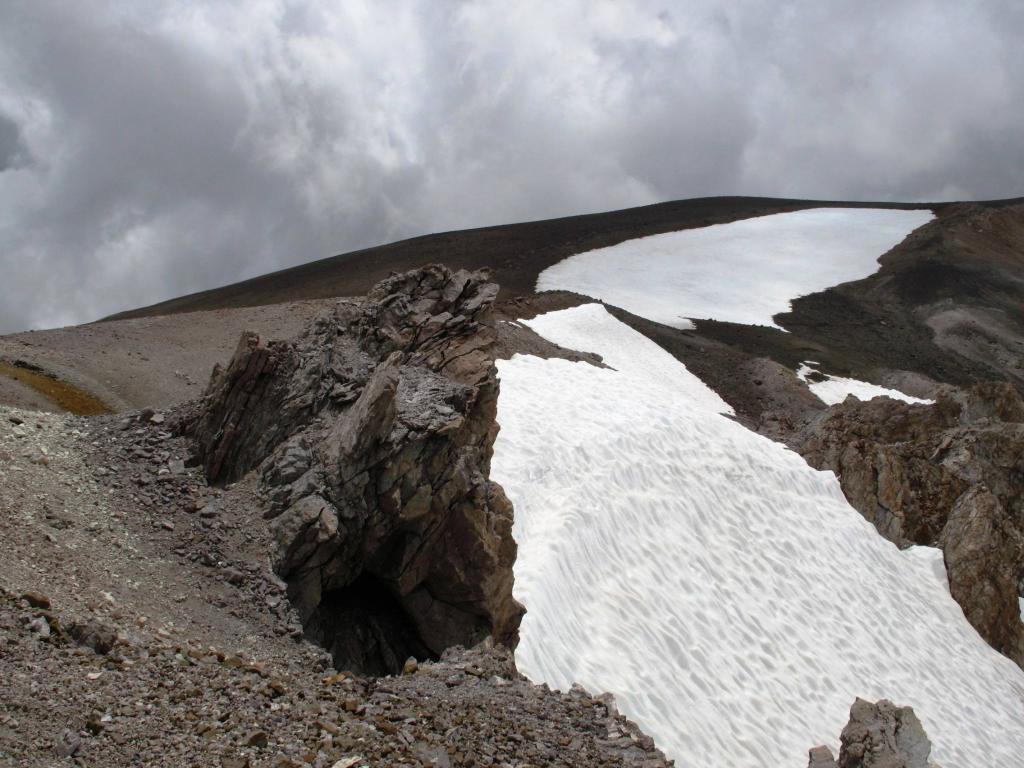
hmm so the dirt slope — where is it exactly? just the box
[106,196,969,322]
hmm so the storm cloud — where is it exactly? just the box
[1,1,1021,332]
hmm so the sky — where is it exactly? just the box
[1,1,1022,333]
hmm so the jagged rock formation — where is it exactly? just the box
[189,265,523,674]
[808,698,935,768]
[795,382,1024,665]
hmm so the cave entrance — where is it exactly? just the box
[306,573,436,676]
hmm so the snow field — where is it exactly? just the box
[796,363,935,406]
[492,303,1024,768]
[535,208,934,329]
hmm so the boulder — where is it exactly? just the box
[939,487,1024,664]
[808,698,935,768]
[838,699,933,768]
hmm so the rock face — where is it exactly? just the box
[795,382,1024,665]
[190,265,523,674]
[808,698,935,768]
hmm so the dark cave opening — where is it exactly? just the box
[305,573,436,676]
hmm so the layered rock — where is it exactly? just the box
[795,382,1024,665]
[808,698,935,768]
[189,265,523,674]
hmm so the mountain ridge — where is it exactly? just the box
[102,195,1024,323]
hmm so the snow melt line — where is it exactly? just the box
[795,362,935,406]
[535,207,934,329]
[492,303,1024,768]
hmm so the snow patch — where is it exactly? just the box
[535,208,934,329]
[492,303,1024,768]
[796,362,935,406]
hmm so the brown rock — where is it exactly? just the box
[21,591,50,609]
[245,730,269,748]
[795,383,1024,666]
[939,487,1024,664]
[68,618,118,655]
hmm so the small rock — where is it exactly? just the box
[161,521,175,531]
[331,758,364,768]
[28,616,50,638]
[245,730,269,748]
[149,413,165,424]
[8,415,23,425]
[22,591,51,609]
[402,657,418,675]
[55,728,81,758]
[68,618,118,655]
[168,458,186,475]
[808,745,838,768]
[86,711,105,736]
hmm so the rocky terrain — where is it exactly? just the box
[0,266,673,766]
[793,382,1024,665]
[4,195,1023,765]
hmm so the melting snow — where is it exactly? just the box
[535,208,934,329]
[492,303,1024,768]
[796,363,935,406]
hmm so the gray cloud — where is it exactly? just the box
[0,114,24,171]
[0,0,1021,333]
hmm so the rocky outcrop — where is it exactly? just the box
[939,486,1024,661]
[808,698,935,768]
[795,382,1024,665]
[189,265,523,674]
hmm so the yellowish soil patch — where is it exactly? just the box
[0,361,110,415]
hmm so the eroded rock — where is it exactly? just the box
[189,265,523,674]
[795,382,1024,665]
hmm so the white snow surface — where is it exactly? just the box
[492,303,1024,768]
[796,363,935,406]
[535,207,934,329]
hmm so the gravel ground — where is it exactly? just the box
[0,405,671,767]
